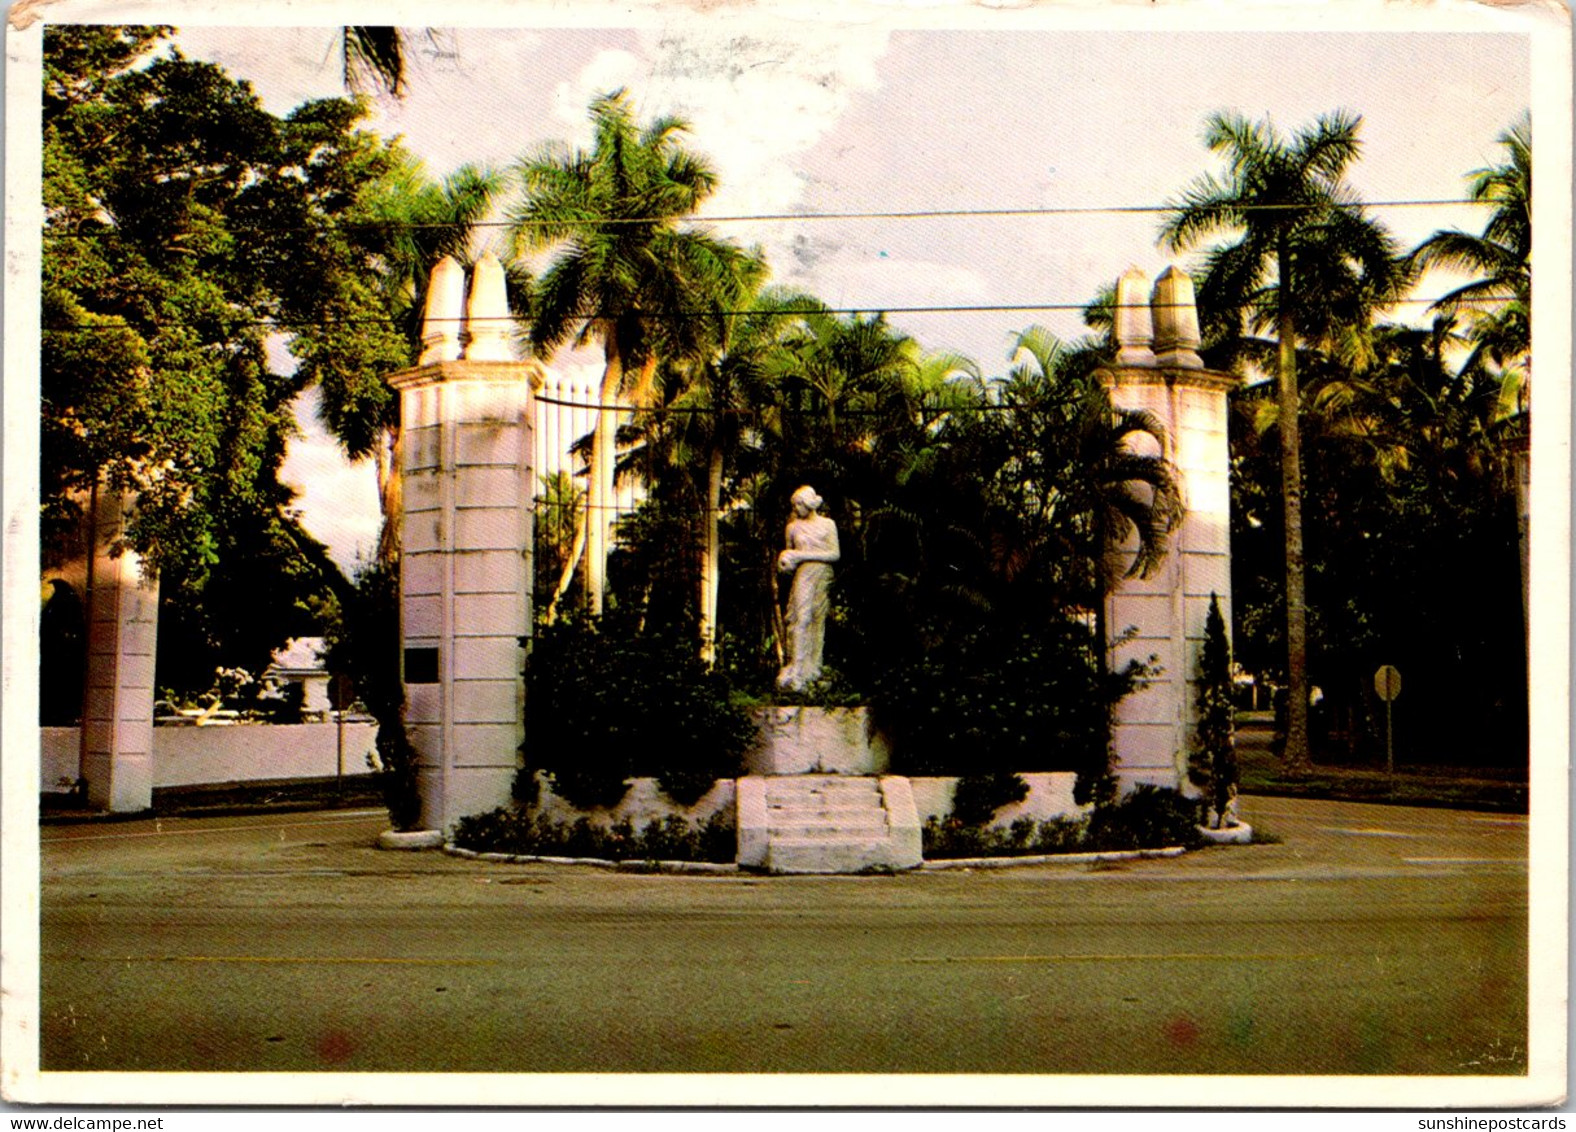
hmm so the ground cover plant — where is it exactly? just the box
[922,783,1207,859]
[452,808,737,864]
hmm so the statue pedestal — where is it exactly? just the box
[743,706,889,775]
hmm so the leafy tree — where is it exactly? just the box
[1161,111,1405,771]
[1307,323,1521,765]
[40,27,427,696]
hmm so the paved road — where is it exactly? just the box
[37,797,1527,1077]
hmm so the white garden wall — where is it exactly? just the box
[41,727,80,791]
[530,773,736,828]
[909,772,1087,828]
[41,722,379,792]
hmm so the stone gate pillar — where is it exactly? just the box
[1100,266,1239,792]
[388,255,543,832]
[79,486,157,812]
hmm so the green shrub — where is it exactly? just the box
[872,620,1137,792]
[922,815,1087,859]
[525,613,757,811]
[922,784,1205,859]
[452,807,736,864]
[370,721,421,831]
[1084,784,1205,851]
[950,771,1029,826]
[768,667,863,708]
[1187,594,1239,826]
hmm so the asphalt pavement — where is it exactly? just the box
[34,795,1531,1083]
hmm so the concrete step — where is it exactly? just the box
[766,778,880,791]
[765,804,888,819]
[768,818,890,839]
[766,836,898,875]
[765,782,880,800]
[736,774,923,874]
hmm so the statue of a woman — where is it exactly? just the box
[776,485,841,692]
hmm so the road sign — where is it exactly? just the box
[1374,664,1402,774]
[1373,664,1402,703]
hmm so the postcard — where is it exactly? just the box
[4,0,1569,1110]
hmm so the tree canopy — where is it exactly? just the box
[41,26,405,694]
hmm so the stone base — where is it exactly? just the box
[378,829,444,850]
[1197,822,1253,845]
[744,706,890,775]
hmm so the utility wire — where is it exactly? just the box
[535,394,1080,414]
[39,293,1519,333]
[38,197,1500,239]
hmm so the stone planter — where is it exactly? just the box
[744,706,890,775]
[1197,822,1253,845]
[377,828,444,851]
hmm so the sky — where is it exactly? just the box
[172,16,1532,571]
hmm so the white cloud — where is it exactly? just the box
[546,23,889,227]
[552,49,645,138]
[645,23,890,222]
[280,389,382,574]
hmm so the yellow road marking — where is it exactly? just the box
[52,954,495,966]
[900,953,1320,964]
[1403,857,1523,865]
[1316,827,1423,838]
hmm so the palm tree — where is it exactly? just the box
[305,151,505,561]
[1412,117,1532,626]
[511,89,756,615]
[641,286,816,663]
[771,309,923,498]
[342,28,413,96]
[1160,110,1403,771]
[1412,116,1531,388]
[1000,327,1182,610]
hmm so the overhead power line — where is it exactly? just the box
[39,197,1498,240]
[39,294,1519,334]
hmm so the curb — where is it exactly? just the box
[442,845,738,874]
[921,846,1187,870]
[442,843,1190,873]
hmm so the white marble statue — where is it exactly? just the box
[776,485,841,692]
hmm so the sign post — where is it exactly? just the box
[1373,664,1402,774]
[329,673,355,800]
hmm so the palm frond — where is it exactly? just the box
[343,27,405,97]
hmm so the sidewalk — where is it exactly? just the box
[40,774,383,825]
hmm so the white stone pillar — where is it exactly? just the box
[79,487,157,812]
[390,359,538,831]
[1113,267,1156,367]
[1100,266,1238,793]
[418,256,467,366]
[464,256,513,363]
